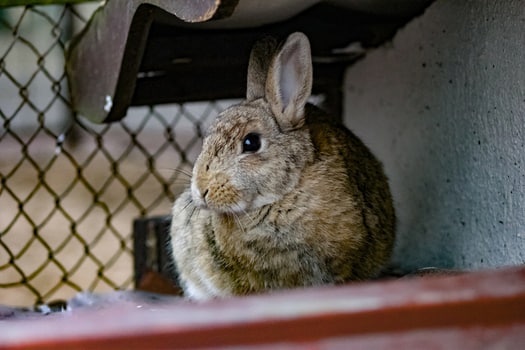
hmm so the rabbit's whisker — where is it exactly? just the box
[179,197,195,215]
[232,211,247,237]
[186,205,198,226]
[239,207,257,229]
[158,167,193,179]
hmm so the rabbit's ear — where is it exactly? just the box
[247,36,278,101]
[266,32,312,130]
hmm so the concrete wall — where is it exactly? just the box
[343,0,525,270]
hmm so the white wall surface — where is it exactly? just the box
[344,0,525,270]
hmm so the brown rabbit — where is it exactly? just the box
[170,32,395,300]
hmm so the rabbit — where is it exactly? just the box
[169,32,395,301]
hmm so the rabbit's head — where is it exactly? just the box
[191,33,315,214]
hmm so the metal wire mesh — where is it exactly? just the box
[0,4,225,307]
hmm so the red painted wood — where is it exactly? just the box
[1,266,524,349]
[136,269,183,296]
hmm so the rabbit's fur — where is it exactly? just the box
[170,32,395,300]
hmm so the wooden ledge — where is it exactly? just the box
[1,266,524,349]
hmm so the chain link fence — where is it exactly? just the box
[0,3,227,307]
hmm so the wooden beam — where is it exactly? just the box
[1,266,524,349]
[65,0,238,123]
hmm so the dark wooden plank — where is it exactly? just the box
[133,215,178,292]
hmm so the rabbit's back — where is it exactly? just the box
[304,107,396,279]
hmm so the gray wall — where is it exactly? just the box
[343,0,525,270]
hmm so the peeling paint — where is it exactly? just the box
[103,95,112,112]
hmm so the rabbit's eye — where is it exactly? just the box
[242,133,261,153]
